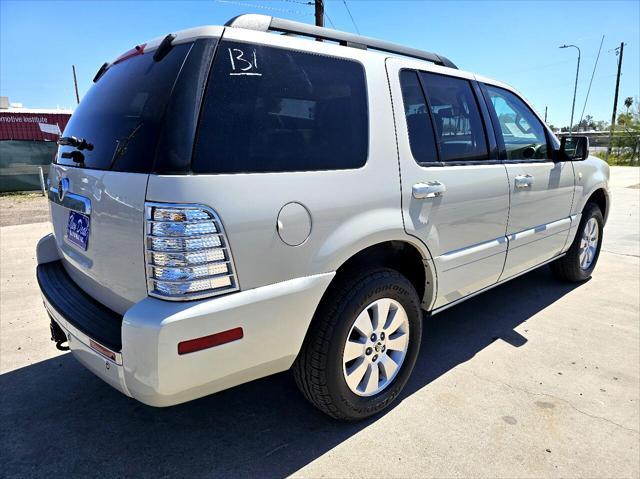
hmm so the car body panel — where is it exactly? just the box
[386,57,511,309]
[500,161,575,279]
[146,27,428,297]
[571,155,611,220]
[47,164,149,315]
[37,231,334,407]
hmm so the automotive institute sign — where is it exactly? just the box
[0,111,71,141]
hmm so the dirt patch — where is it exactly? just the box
[0,193,49,226]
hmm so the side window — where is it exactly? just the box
[399,70,438,164]
[420,72,489,162]
[485,85,548,160]
[192,41,368,174]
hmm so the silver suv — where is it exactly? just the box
[36,14,610,420]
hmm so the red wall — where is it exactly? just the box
[0,112,71,141]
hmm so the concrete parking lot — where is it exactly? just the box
[1,167,638,478]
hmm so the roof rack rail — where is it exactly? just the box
[224,14,457,69]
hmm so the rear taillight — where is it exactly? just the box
[145,203,239,301]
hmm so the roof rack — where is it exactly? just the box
[225,14,457,69]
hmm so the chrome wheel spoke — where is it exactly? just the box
[387,332,408,352]
[353,309,374,337]
[343,339,365,363]
[345,358,368,391]
[379,354,399,379]
[363,363,380,394]
[374,298,392,331]
[384,307,407,336]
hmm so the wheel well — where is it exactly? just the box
[587,188,607,218]
[335,241,432,305]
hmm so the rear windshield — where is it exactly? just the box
[192,41,368,174]
[55,43,192,172]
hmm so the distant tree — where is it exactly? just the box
[611,97,639,163]
[594,120,609,131]
[617,112,632,126]
[624,96,633,113]
[577,115,595,131]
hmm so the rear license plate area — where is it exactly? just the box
[66,211,90,250]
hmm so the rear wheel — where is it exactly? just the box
[551,202,604,282]
[293,268,422,421]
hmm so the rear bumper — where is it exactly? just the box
[42,292,132,397]
[36,234,334,407]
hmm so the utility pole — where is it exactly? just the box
[72,65,80,105]
[544,106,548,123]
[314,0,324,28]
[607,42,624,158]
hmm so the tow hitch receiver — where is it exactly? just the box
[50,319,70,351]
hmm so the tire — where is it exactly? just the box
[293,267,423,421]
[551,202,604,282]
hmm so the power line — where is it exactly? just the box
[492,52,603,78]
[324,11,336,29]
[214,0,313,16]
[342,0,360,34]
[578,35,605,127]
[282,0,314,4]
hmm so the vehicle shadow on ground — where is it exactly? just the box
[1,266,582,478]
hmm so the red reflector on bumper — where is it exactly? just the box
[178,327,244,355]
[89,339,117,361]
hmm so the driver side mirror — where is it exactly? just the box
[557,136,589,162]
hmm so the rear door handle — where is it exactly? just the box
[412,181,446,199]
[514,174,534,189]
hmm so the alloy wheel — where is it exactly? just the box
[342,298,410,397]
[579,217,599,270]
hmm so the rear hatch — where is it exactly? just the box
[49,36,217,314]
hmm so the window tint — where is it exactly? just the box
[485,85,548,160]
[193,41,368,174]
[420,72,488,162]
[399,70,438,164]
[56,43,192,172]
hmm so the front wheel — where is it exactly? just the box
[293,268,423,421]
[551,202,604,282]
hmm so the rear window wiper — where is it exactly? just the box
[109,122,143,170]
[60,150,85,164]
[58,136,94,151]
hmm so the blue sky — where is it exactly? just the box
[1,0,638,127]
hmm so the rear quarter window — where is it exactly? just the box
[192,41,368,174]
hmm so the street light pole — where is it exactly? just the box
[560,44,581,132]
